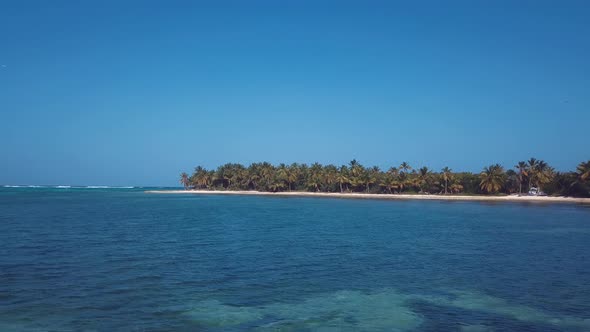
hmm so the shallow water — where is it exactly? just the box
[1,188,589,331]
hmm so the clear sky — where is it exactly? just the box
[1,1,589,186]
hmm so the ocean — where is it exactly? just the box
[1,187,589,331]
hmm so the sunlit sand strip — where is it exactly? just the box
[146,190,590,204]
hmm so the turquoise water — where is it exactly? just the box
[1,188,590,331]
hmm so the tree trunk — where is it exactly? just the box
[528,178,532,192]
[445,179,448,194]
[339,182,343,193]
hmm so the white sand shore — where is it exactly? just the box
[146,190,590,204]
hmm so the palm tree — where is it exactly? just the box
[383,169,401,194]
[479,164,505,194]
[180,172,190,190]
[207,170,215,188]
[214,164,234,188]
[515,161,528,195]
[534,160,554,193]
[337,166,349,193]
[259,162,275,190]
[441,167,452,194]
[417,167,431,193]
[450,182,464,194]
[397,171,408,193]
[284,163,298,191]
[527,158,539,191]
[387,167,399,177]
[228,164,246,189]
[298,164,309,190]
[576,160,590,182]
[192,166,211,189]
[323,165,339,192]
[363,166,380,193]
[399,162,412,175]
[505,169,519,194]
[245,163,262,190]
[238,168,250,189]
[276,163,289,190]
[307,162,324,192]
[383,167,400,194]
[349,160,364,190]
[268,176,286,192]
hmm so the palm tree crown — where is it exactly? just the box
[180,172,190,190]
[441,167,452,194]
[577,160,590,182]
[480,164,505,194]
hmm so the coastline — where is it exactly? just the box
[145,190,590,204]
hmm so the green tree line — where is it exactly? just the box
[180,159,590,197]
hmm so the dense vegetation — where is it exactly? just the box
[180,159,590,197]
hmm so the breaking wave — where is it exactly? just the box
[2,185,136,189]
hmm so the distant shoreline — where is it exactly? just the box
[146,190,590,204]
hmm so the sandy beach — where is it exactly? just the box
[146,190,590,204]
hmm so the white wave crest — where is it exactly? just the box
[3,185,48,188]
[84,186,134,189]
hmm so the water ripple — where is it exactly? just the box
[1,191,590,331]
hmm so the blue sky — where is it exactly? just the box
[1,1,589,186]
